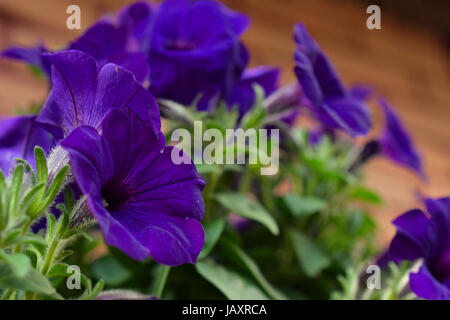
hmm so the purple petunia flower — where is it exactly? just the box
[2,3,152,83]
[293,23,372,136]
[383,197,450,300]
[0,115,53,174]
[378,98,425,179]
[227,66,280,116]
[69,2,153,83]
[61,109,205,266]
[37,50,160,139]
[147,0,249,110]
[116,1,155,47]
[349,98,424,178]
[1,44,51,77]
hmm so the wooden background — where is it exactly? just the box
[0,0,449,246]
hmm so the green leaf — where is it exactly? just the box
[220,240,287,300]
[39,165,69,211]
[34,146,48,185]
[9,164,24,215]
[0,251,31,278]
[195,163,221,175]
[28,65,46,79]
[14,158,36,184]
[195,259,268,300]
[48,263,91,295]
[21,182,45,209]
[0,170,6,192]
[282,194,325,217]
[63,187,75,213]
[349,186,382,205]
[151,265,171,298]
[240,85,266,130]
[199,218,226,259]
[45,213,56,244]
[215,193,279,235]
[90,255,131,286]
[12,235,46,249]
[157,99,195,125]
[289,230,330,277]
[81,279,104,300]
[0,261,55,295]
[1,229,21,247]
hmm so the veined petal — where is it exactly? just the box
[38,50,98,136]
[62,109,205,266]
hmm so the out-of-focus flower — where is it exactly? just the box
[69,2,154,83]
[2,2,153,83]
[62,109,205,266]
[37,50,160,139]
[378,98,425,178]
[383,197,450,300]
[0,115,53,174]
[293,23,372,136]
[349,98,424,178]
[227,66,280,116]
[147,0,249,110]
[116,1,155,47]
[1,44,51,77]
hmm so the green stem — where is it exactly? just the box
[260,176,275,213]
[41,236,59,276]
[13,217,34,253]
[27,237,59,300]
[203,170,221,218]
[152,265,171,298]
[239,166,253,194]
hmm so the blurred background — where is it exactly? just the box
[0,0,449,247]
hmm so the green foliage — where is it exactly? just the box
[289,230,331,277]
[195,259,269,300]
[215,193,279,235]
[0,85,397,301]
[0,148,99,300]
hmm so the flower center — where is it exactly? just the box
[430,250,450,285]
[165,39,196,51]
[101,181,129,212]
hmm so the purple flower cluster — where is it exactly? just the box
[383,198,450,299]
[0,0,428,274]
[1,48,205,266]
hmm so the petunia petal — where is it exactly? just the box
[410,265,450,300]
[94,63,160,133]
[69,21,127,63]
[318,96,372,136]
[0,115,53,174]
[38,50,98,137]
[388,209,430,261]
[378,98,425,178]
[228,66,280,116]
[1,45,51,76]
[63,109,205,266]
